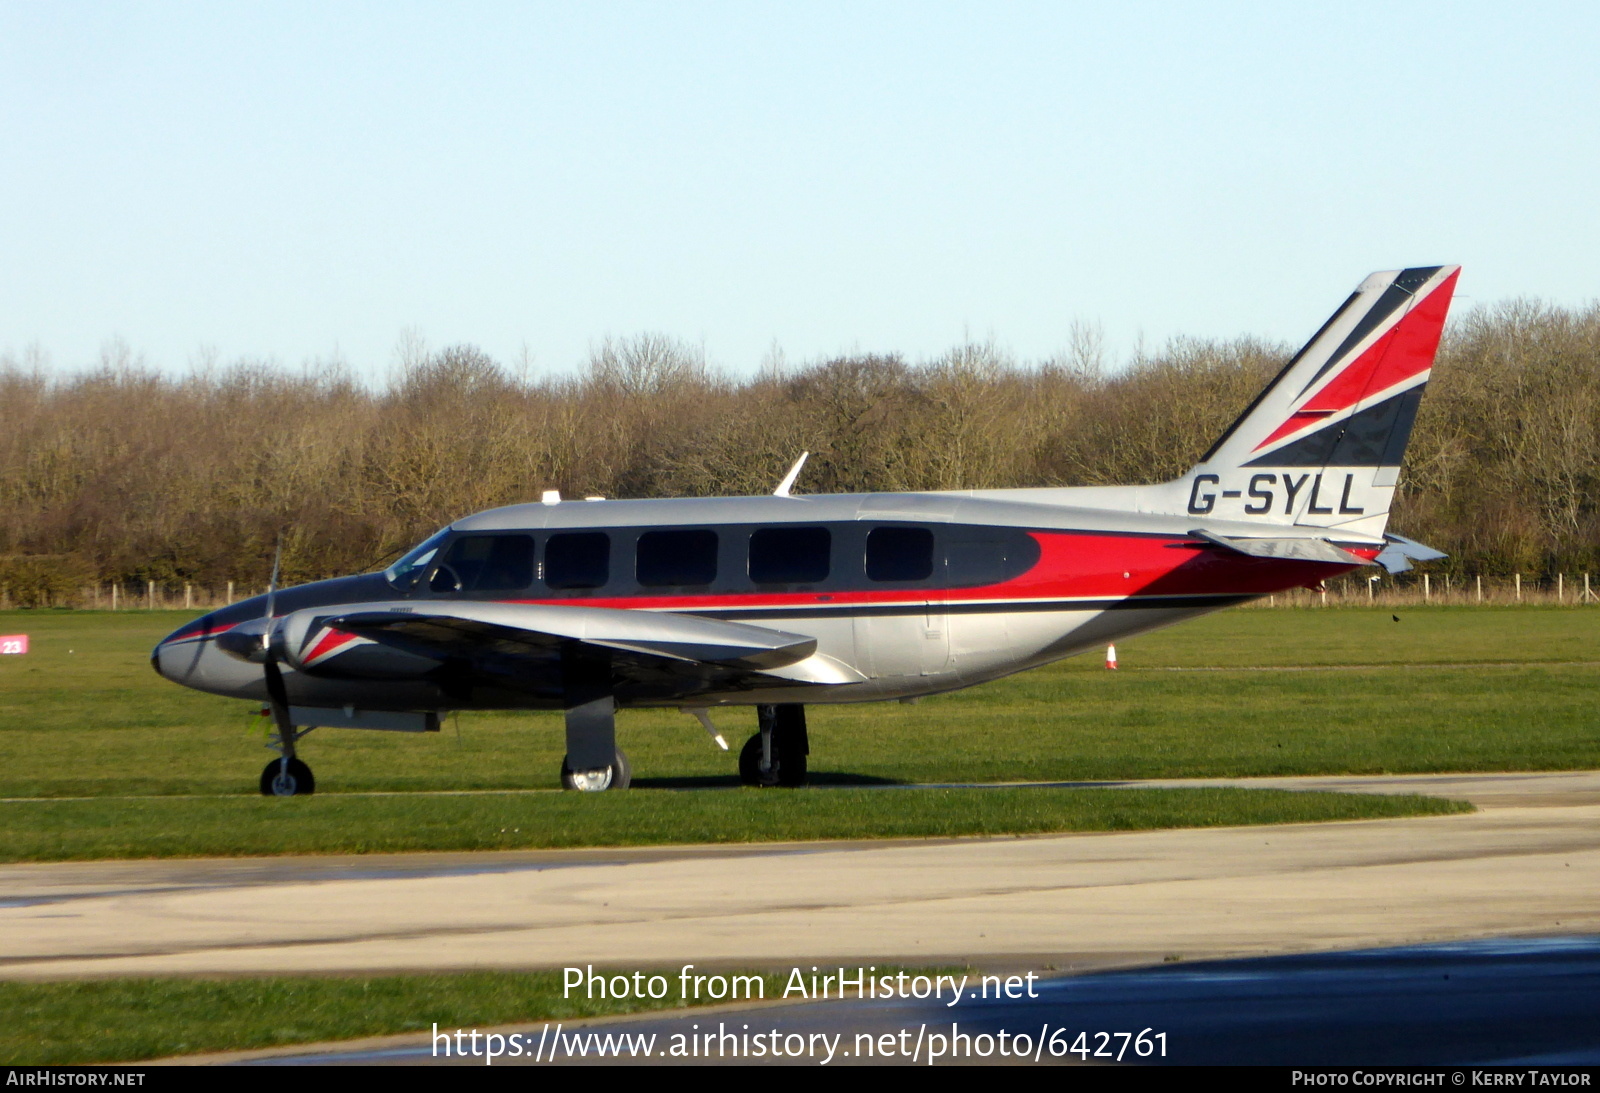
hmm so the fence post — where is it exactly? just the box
[1476,574,1482,603]
[184,583,192,609]
[111,583,118,611]
[1515,573,1522,602]
[1423,573,1430,602]
[1557,573,1564,603]
[1586,573,1593,603]
[146,580,154,610]
[227,580,234,605]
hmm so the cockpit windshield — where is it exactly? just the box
[383,529,450,591]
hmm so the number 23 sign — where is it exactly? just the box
[0,635,28,655]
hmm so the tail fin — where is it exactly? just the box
[1179,265,1459,538]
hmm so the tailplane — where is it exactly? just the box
[1175,266,1459,538]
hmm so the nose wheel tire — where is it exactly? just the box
[739,732,807,788]
[560,748,631,791]
[260,757,315,796]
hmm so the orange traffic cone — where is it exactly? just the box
[1106,644,1118,670]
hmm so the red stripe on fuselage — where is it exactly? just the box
[502,531,1369,612]
[163,621,239,644]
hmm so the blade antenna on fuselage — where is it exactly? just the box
[773,451,809,497]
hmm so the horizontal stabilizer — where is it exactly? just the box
[1190,529,1371,566]
[1374,532,1447,575]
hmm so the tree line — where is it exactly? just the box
[1,297,1597,603]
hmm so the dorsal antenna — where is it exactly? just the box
[773,451,809,497]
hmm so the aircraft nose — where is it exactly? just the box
[151,632,191,681]
[152,615,221,682]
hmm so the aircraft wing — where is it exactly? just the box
[298,601,866,690]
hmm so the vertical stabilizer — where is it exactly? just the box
[1174,266,1458,538]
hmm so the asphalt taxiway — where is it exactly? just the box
[239,935,1600,1066]
[3,771,1599,981]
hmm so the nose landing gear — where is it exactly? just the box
[259,709,316,796]
[260,756,315,796]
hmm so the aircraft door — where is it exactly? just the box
[853,525,949,679]
[944,535,1016,676]
[922,565,950,676]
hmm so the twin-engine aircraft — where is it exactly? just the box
[154,266,1458,794]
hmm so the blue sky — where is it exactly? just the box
[2,2,1597,378]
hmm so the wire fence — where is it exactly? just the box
[1245,571,1599,608]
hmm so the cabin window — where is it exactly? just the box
[637,529,718,587]
[544,532,611,590]
[748,526,830,584]
[865,526,934,582]
[432,534,536,592]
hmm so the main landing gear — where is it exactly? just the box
[560,679,633,791]
[561,748,632,791]
[739,704,808,788]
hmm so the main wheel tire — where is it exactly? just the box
[738,732,807,788]
[259,757,315,796]
[738,733,777,787]
[560,748,631,791]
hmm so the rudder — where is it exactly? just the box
[1178,265,1459,538]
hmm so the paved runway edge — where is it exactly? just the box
[4,772,1599,983]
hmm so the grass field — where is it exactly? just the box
[0,787,1467,862]
[0,968,848,1064]
[0,605,1590,858]
[3,605,1577,1063]
[1,605,1593,796]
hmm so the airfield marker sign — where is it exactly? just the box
[1,635,28,655]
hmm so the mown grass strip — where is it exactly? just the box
[0,968,812,1065]
[0,787,1470,862]
[4,608,1598,800]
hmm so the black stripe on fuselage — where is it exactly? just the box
[685,594,1255,621]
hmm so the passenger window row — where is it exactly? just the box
[428,525,937,594]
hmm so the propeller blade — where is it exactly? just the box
[261,536,294,739]
[265,537,282,622]
[262,646,295,738]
